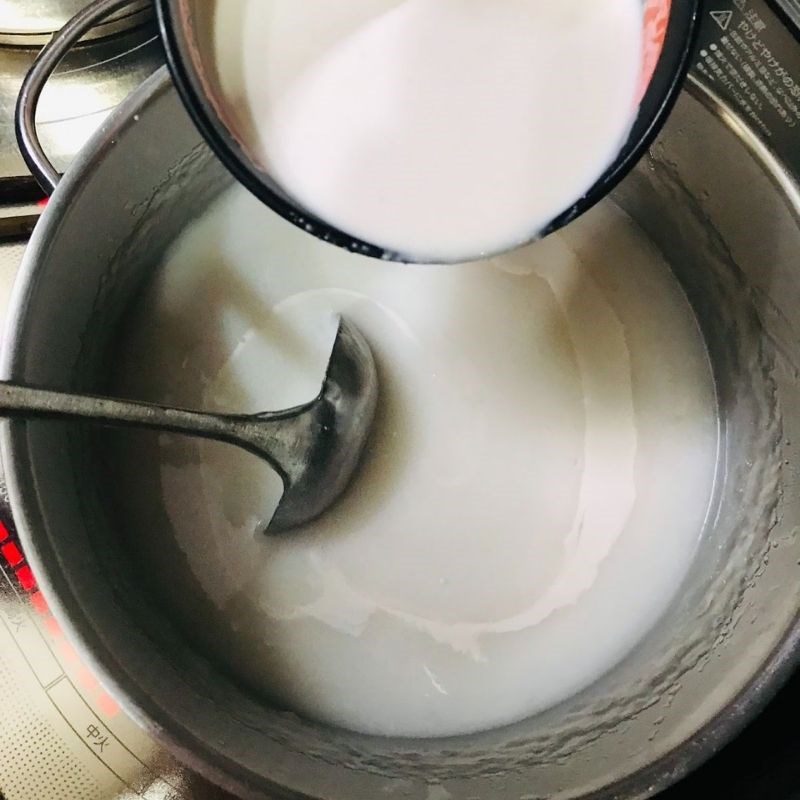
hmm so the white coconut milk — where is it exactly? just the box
[211,0,644,260]
[110,188,718,738]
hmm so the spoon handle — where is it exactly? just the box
[0,380,241,445]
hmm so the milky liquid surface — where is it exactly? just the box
[110,189,718,738]
[211,0,644,261]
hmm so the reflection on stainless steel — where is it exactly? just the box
[0,25,163,196]
[774,0,800,29]
[0,0,152,43]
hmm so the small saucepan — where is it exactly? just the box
[18,0,703,263]
[154,0,701,263]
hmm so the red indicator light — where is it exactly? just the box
[0,520,9,543]
[15,564,35,591]
[98,692,121,718]
[1,541,23,568]
[37,197,49,209]
[44,614,61,637]
[30,590,49,615]
[59,640,80,665]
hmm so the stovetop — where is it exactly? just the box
[0,1,152,44]
[0,27,162,199]
[0,2,799,799]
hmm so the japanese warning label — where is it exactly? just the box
[691,0,800,174]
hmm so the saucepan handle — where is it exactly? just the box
[15,0,143,196]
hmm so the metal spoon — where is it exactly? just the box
[0,318,378,533]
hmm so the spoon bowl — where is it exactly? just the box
[0,318,378,533]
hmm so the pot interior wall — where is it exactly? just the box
[4,72,800,800]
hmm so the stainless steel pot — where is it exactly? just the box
[4,39,800,800]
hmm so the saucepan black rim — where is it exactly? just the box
[155,0,704,264]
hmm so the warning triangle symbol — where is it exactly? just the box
[711,10,733,30]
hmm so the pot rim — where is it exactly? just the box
[3,68,800,800]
